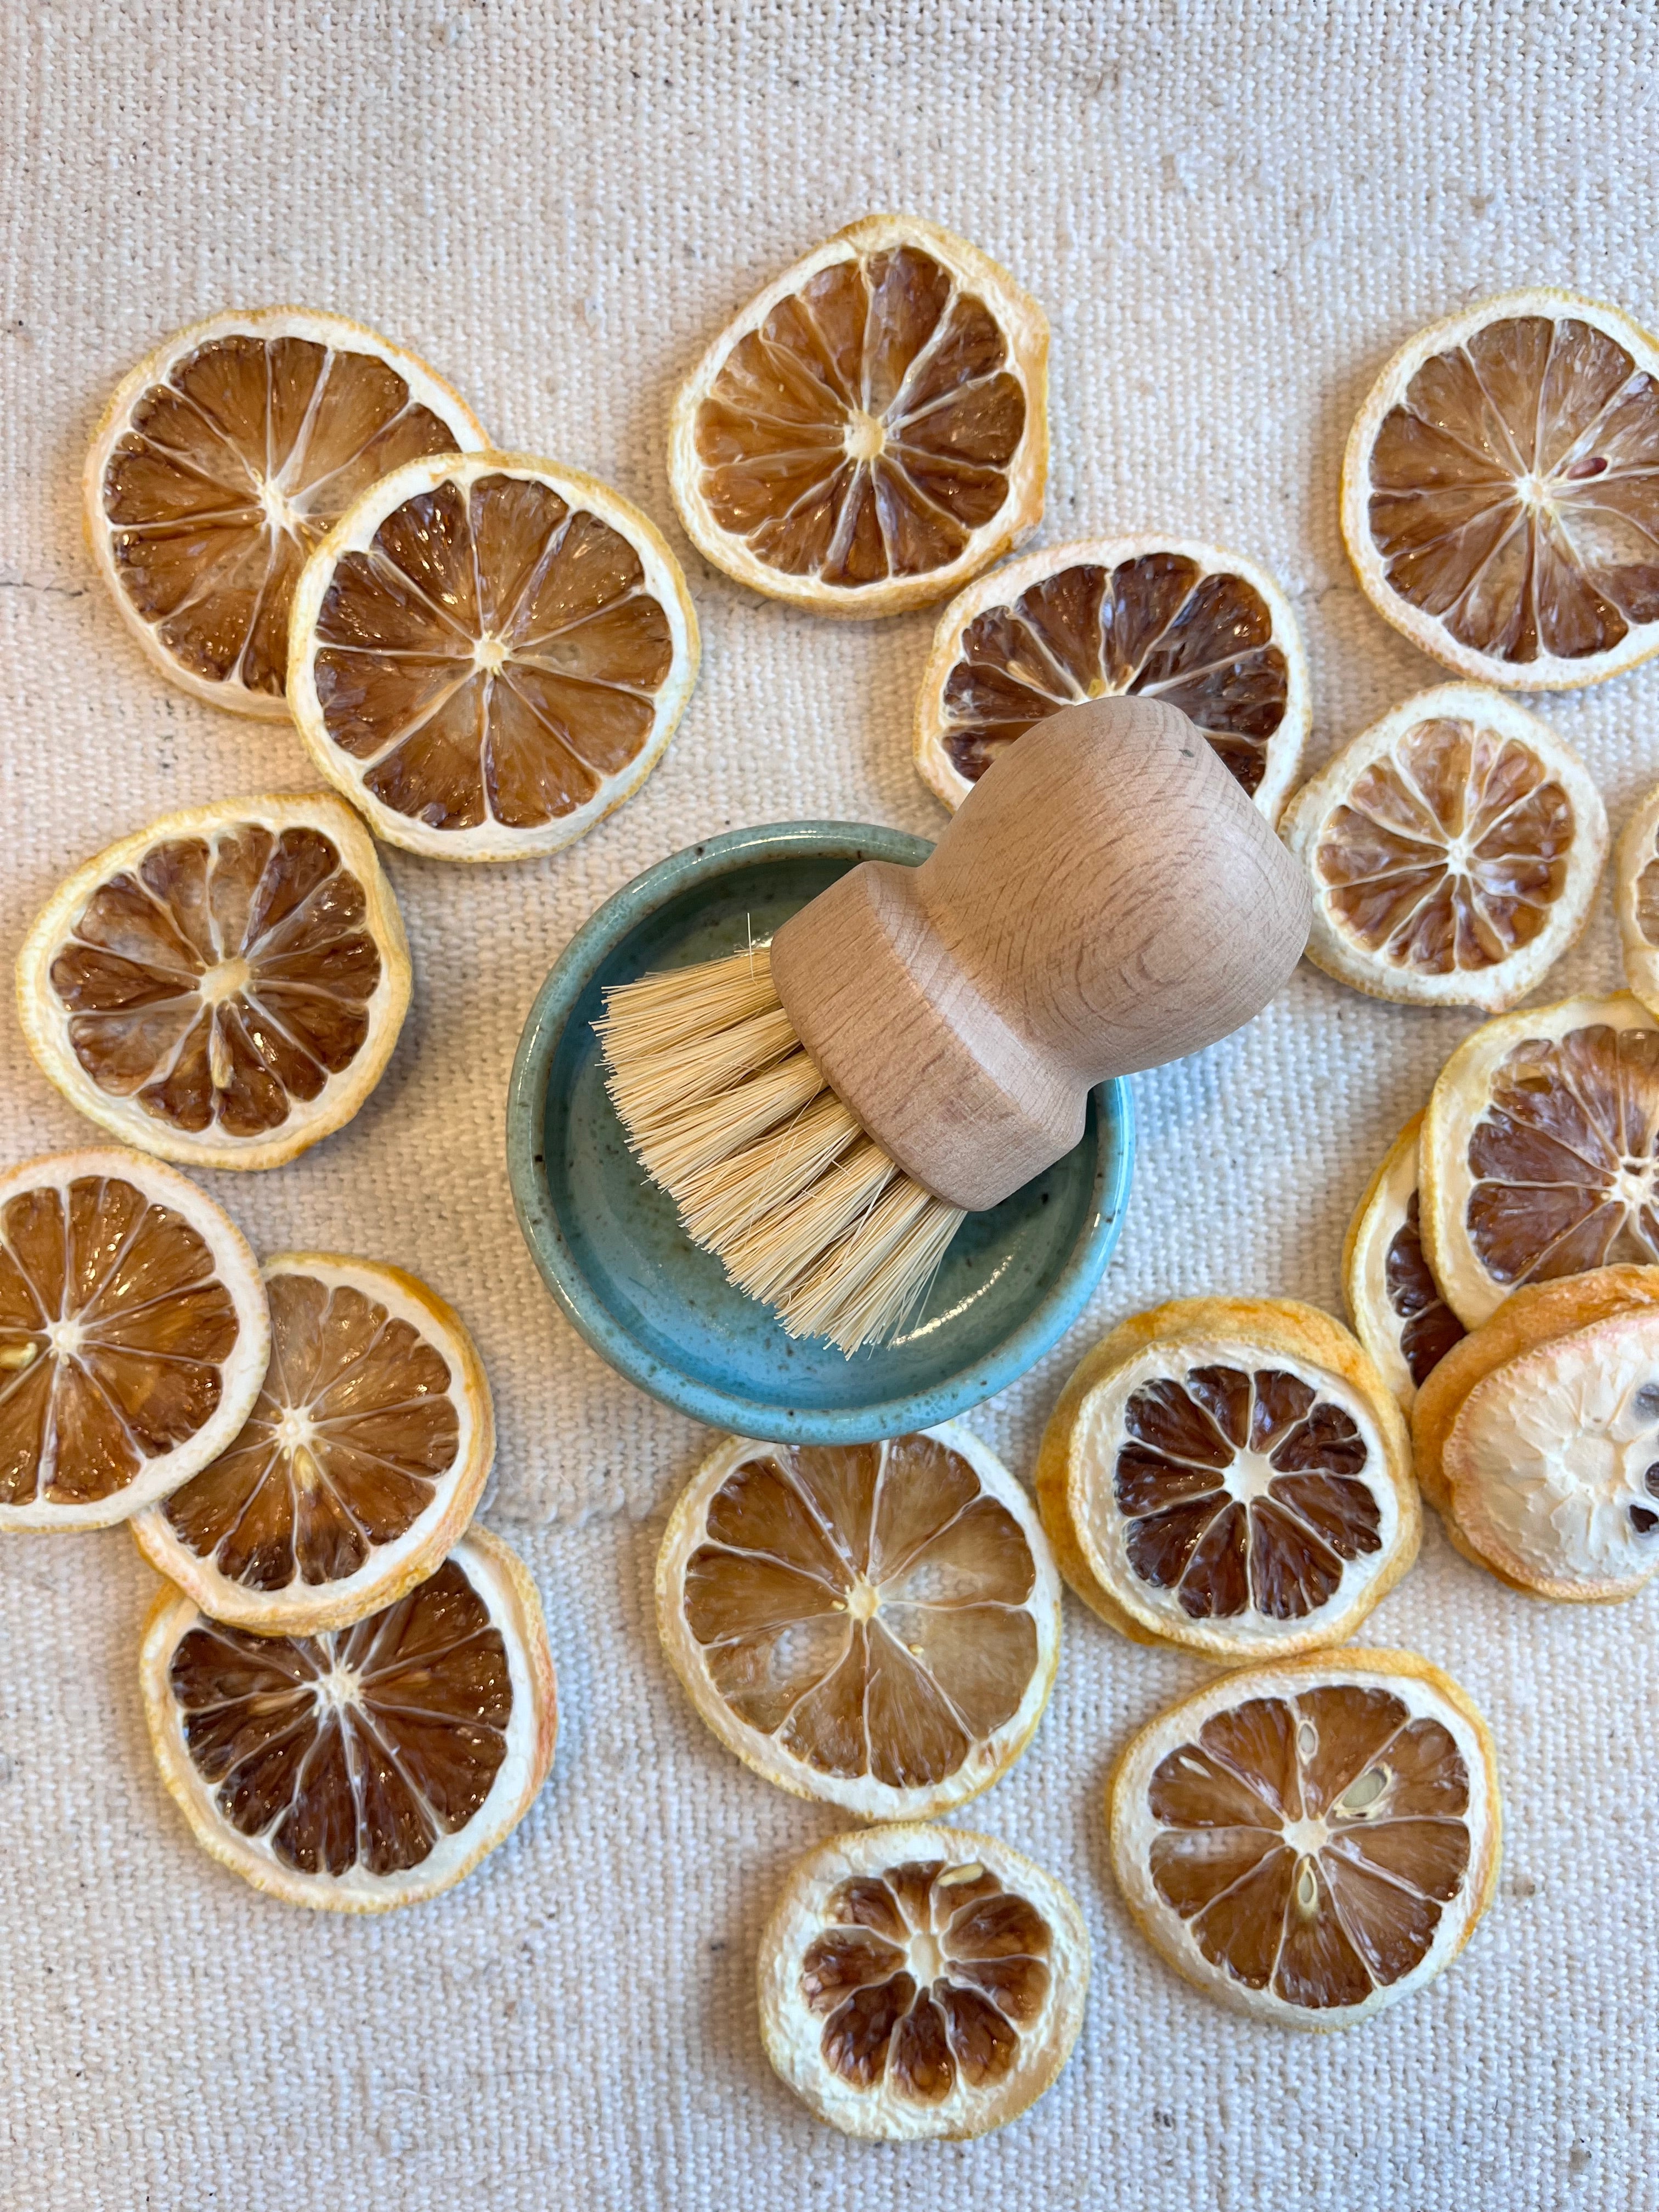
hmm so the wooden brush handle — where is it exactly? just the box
[769,696,1310,1211]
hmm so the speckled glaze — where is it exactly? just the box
[505,823,1134,1444]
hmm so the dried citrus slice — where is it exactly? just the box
[16,793,410,1171]
[1109,1649,1500,2028]
[668,215,1048,616]
[287,452,698,861]
[1342,289,1659,689]
[656,1425,1059,1818]
[1421,992,1659,1327]
[140,1526,555,1910]
[131,1253,493,1632]
[758,1822,1088,2140]
[914,535,1308,819]
[1613,780,1659,1016]
[1438,1305,1659,1601]
[1342,1114,1466,1412]
[84,308,485,715]
[1410,1266,1659,1519]
[0,1148,268,1530]
[1034,1298,1418,1660]
[1282,685,1606,1009]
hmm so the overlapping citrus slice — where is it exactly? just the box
[1342,1114,1465,1412]
[914,535,1308,819]
[0,1148,268,1530]
[656,1426,1060,1818]
[758,1822,1088,2141]
[84,308,485,714]
[1281,685,1606,1008]
[141,1526,555,1910]
[668,215,1048,615]
[1421,992,1659,1327]
[1613,780,1659,1015]
[1410,1266,1659,1599]
[16,793,410,1171]
[132,1253,493,1632]
[1034,1299,1417,1660]
[1342,289,1659,689]
[287,452,698,860]
[1109,1649,1501,2028]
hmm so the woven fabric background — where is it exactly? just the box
[3,3,1657,2204]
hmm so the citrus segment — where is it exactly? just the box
[1614,781,1659,1017]
[287,452,698,860]
[1283,686,1606,1008]
[758,1822,1088,2139]
[140,1526,555,1910]
[0,1149,268,1530]
[84,308,485,714]
[1342,1115,1466,1411]
[668,216,1047,615]
[915,536,1307,819]
[1421,993,1659,1327]
[131,1253,493,1632]
[656,1425,1060,1818]
[1036,1300,1417,1660]
[17,793,410,1170]
[1342,290,1659,689]
[1109,1650,1500,2027]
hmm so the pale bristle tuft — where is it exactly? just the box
[597,944,966,1353]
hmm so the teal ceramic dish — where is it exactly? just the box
[505,822,1134,1444]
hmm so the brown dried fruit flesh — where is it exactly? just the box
[683,1435,1037,1790]
[48,822,381,1139]
[940,555,1287,795]
[695,245,1024,587]
[1386,1193,1466,1386]
[1116,1365,1383,1622]
[1145,1683,1472,2010]
[804,1859,1051,2103]
[166,1556,509,1877]
[94,320,479,703]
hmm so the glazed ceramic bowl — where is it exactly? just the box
[506,822,1133,1444]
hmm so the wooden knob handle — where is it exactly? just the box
[769,696,1310,1210]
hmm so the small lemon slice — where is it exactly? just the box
[656,1425,1060,1820]
[1109,1648,1501,2028]
[1282,685,1606,1009]
[84,307,485,714]
[915,534,1308,820]
[142,1527,556,1911]
[1342,288,1659,689]
[1342,1114,1466,1412]
[758,1821,1088,2140]
[1613,781,1659,1017]
[669,215,1048,616]
[1035,1297,1418,1661]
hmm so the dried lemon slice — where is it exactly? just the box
[758,1822,1088,2140]
[1342,1114,1465,1412]
[16,793,410,1171]
[914,535,1308,820]
[656,1425,1060,1818]
[1282,685,1606,1009]
[1034,1298,1418,1660]
[131,1253,493,1633]
[1342,289,1659,689]
[668,215,1048,616]
[1109,1649,1501,2028]
[287,452,698,861]
[84,308,484,714]
[0,1148,268,1530]
[141,1527,555,1910]
[1613,781,1659,1017]
[1421,992,1659,1327]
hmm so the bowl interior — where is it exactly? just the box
[510,827,1131,1439]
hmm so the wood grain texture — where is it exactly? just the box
[769,697,1311,1209]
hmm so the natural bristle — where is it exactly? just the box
[596,944,965,1353]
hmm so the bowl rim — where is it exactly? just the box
[505,820,1135,1442]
